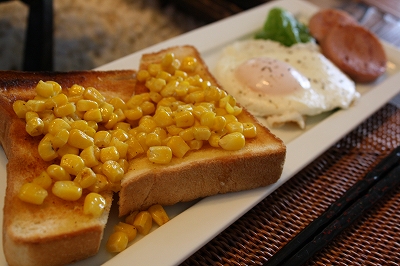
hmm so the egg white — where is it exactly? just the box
[214,39,360,128]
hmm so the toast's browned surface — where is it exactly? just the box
[119,46,286,216]
[1,70,136,266]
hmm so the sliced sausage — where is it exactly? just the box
[309,8,357,42]
[320,24,387,83]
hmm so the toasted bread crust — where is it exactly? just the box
[119,46,286,215]
[1,70,136,266]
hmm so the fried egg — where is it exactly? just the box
[214,39,360,129]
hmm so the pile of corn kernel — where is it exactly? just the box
[12,52,257,252]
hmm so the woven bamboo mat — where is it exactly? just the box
[182,103,400,265]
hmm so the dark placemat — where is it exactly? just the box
[182,103,400,265]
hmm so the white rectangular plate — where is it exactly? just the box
[1,0,400,265]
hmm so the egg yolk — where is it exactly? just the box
[235,57,310,95]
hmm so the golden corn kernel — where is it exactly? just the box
[204,85,222,102]
[186,91,204,104]
[100,146,120,163]
[88,174,109,193]
[124,106,143,121]
[76,99,98,112]
[160,80,178,98]
[138,116,157,133]
[208,133,221,148]
[80,146,100,168]
[18,182,48,205]
[52,93,69,107]
[224,114,238,124]
[200,111,216,128]
[113,122,131,134]
[33,171,53,190]
[114,222,137,242]
[51,128,69,148]
[225,102,235,114]
[232,105,243,116]
[167,136,190,158]
[215,107,228,116]
[25,110,39,121]
[174,110,194,128]
[175,81,189,97]
[161,52,175,67]
[212,116,227,132]
[47,118,71,135]
[140,101,156,116]
[60,154,85,176]
[219,95,236,109]
[26,99,47,112]
[52,181,82,201]
[188,139,203,150]
[110,137,128,159]
[35,80,56,98]
[106,231,129,253]
[83,108,103,122]
[166,125,183,136]
[147,146,172,164]
[153,107,174,127]
[57,143,80,157]
[111,111,125,127]
[94,130,112,148]
[99,102,114,123]
[219,132,245,151]
[47,164,71,181]
[148,204,170,226]
[109,97,126,111]
[26,117,44,136]
[124,211,139,225]
[126,94,145,108]
[148,63,162,77]
[47,81,62,95]
[104,112,119,130]
[133,211,153,235]
[126,138,145,160]
[226,121,244,134]
[102,160,124,183]
[38,134,58,161]
[74,167,97,188]
[179,127,194,142]
[180,56,197,72]
[68,128,94,149]
[54,102,76,117]
[92,163,103,174]
[13,100,29,118]
[193,126,211,141]
[84,86,106,103]
[83,192,106,218]
[145,132,162,147]
[243,123,257,138]
[118,158,130,173]
[136,132,149,151]
[70,119,87,130]
[68,84,85,96]
[148,91,163,103]
[191,105,208,120]
[137,69,150,82]
[156,70,172,81]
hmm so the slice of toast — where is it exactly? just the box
[118,46,286,216]
[1,70,136,266]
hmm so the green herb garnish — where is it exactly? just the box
[255,7,312,47]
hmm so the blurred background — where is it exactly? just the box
[0,0,398,71]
